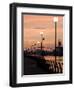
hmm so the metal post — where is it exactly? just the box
[55,22,57,73]
[41,41,43,51]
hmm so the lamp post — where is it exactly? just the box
[40,32,45,51]
[37,41,40,49]
[54,17,58,72]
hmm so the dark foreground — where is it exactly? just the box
[23,55,63,75]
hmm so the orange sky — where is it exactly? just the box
[23,14,63,49]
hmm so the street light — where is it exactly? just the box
[54,17,58,22]
[37,41,40,49]
[40,32,43,35]
[54,17,58,72]
[37,41,40,44]
[40,32,43,51]
[40,32,45,50]
[40,32,45,51]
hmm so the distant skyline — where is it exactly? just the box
[23,14,63,49]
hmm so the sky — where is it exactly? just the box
[23,14,63,49]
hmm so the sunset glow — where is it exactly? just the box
[23,14,63,49]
